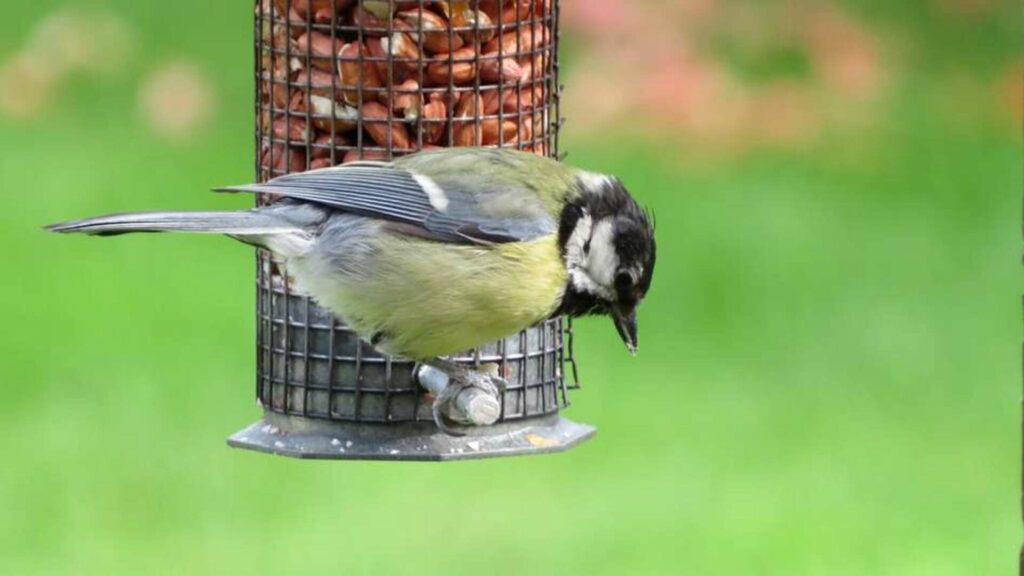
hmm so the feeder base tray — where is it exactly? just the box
[227,411,596,461]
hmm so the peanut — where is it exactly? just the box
[337,41,383,105]
[361,101,412,149]
[391,79,422,119]
[343,149,389,163]
[395,8,464,55]
[421,99,448,144]
[273,114,312,143]
[262,143,307,175]
[310,133,351,160]
[296,31,340,72]
[258,0,555,162]
[426,46,477,85]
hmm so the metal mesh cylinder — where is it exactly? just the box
[253,0,579,426]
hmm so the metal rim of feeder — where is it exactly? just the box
[228,0,595,461]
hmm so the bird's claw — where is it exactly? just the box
[430,366,507,437]
[432,402,466,437]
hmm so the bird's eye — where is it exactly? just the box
[614,272,637,306]
[615,272,633,290]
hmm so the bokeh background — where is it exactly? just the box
[1,1,1019,574]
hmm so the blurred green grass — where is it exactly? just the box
[0,1,1020,575]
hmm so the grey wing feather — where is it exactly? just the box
[215,164,555,245]
[218,167,433,225]
[427,213,554,245]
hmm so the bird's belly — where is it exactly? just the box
[290,227,567,359]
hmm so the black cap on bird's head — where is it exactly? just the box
[556,172,656,354]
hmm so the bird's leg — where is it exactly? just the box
[417,358,508,436]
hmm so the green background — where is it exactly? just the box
[0,1,1019,574]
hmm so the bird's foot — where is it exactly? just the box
[417,359,508,437]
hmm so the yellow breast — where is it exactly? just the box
[335,234,567,359]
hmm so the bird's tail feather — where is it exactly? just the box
[45,210,312,256]
[45,210,298,237]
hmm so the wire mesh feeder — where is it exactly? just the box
[227,0,595,460]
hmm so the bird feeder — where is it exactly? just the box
[227,0,595,460]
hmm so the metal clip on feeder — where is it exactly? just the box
[228,0,595,461]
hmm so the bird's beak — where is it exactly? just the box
[611,307,638,355]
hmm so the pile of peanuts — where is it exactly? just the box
[258,0,554,173]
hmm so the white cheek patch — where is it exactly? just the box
[565,212,600,296]
[564,214,618,301]
[585,219,619,289]
[565,211,592,268]
[412,173,449,211]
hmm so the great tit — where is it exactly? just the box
[47,148,656,431]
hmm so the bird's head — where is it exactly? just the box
[557,172,656,354]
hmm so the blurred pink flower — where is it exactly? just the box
[748,81,822,145]
[997,63,1022,128]
[564,67,631,128]
[564,1,733,137]
[0,6,133,120]
[637,51,741,137]
[138,61,217,142]
[661,0,721,24]
[804,7,885,100]
[564,0,721,31]
[562,0,636,30]
[0,53,60,119]
[561,1,890,149]
[26,7,135,77]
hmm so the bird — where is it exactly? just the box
[46,147,656,434]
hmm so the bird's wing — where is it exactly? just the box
[215,156,560,245]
